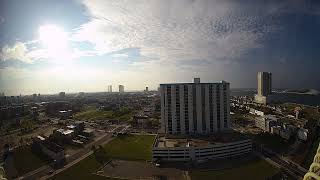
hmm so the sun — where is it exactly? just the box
[39,24,71,61]
[39,24,68,49]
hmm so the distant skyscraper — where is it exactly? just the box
[255,72,272,105]
[59,92,66,98]
[257,72,272,96]
[108,85,112,93]
[119,85,124,93]
[160,78,230,135]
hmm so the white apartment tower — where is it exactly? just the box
[160,78,230,135]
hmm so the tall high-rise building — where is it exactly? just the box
[255,72,272,105]
[160,78,230,135]
[108,85,112,93]
[119,85,124,93]
[257,72,272,96]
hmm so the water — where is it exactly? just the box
[230,89,320,106]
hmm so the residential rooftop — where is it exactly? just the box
[56,129,74,135]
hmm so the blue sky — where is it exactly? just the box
[0,0,320,95]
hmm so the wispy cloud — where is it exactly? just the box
[76,0,282,66]
[0,16,4,25]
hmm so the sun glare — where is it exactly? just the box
[39,24,71,61]
[39,25,68,49]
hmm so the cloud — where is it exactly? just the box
[0,41,98,66]
[0,16,4,24]
[112,53,129,58]
[76,0,282,67]
[279,57,287,64]
[0,42,33,63]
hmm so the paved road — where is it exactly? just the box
[40,134,115,180]
[256,147,307,179]
[18,126,124,180]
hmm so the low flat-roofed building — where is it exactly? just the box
[56,129,74,136]
[67,125,76,130]
[32,136,65,166]
[249,108,264,116]
[255,115,277,132]
[58,110,72,119]
[82,128,94,138]
[74,121,85,132]
[152,131,252,162]
[53,129,74,143]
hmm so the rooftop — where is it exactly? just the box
[160,78,229,86]
[83,128,94,133]
[160,82,229,86]
[56,128,74,135]
[155,131,248,148]
[67,125,76,129]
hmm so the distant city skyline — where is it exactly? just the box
[1,0,320,95]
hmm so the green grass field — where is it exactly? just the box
[74,109,113,121]
[190,157,280,180]
[13,146,49,175]
[50,135,155,180]
[103,135,156,161]
[49,154,116,180]
[74,108,133,121]
[253,133,289,153]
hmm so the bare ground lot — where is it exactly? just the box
[97,160,186,180]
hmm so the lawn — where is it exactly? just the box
[253,133,289,153]
[74,109,113,121]
[13,146,50,175]
[74,108,134,121]
[49,154,116,180]
[103,134,156,161]
[50,135,155,180]
[190,157,279,180]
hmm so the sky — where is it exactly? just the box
[0,0,320,95]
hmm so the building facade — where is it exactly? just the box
[160,78,230,135]
[257,72,272,96]
[255,115,277,132]
[255,72,272,105]
[152,136,252,162]
[119,85,124,93]
[108,85,112,93]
